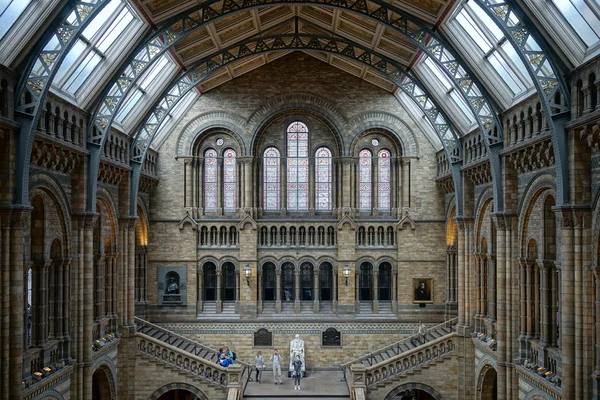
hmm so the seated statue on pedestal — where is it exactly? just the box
[289,334,305,377]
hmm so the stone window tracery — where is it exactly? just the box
[315,147,332,211]
[223,149,236,212]
[378,149,391,211]
[287,122,309,211]
[204,149,218,212]
[359,149,372,211]
[263,147,280,211]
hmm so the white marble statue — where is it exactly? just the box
[289,334,305,376]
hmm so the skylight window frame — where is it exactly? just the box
[51,0,147,108]
[444,3,533,104]
[113,53,180,131]
[522,0,600,65]
[153,90,199,151]
[0,0,61,68]
[413,57,475,135]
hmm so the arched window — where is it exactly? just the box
[223,149,236,211]
[359,149,372,211]
[315,147,332,211]
[263,147,280,210]
[262,263,276,301]
[204,149,217,211]
[287,122,309,211]
[378,149,391,211]
[204,263,217,301]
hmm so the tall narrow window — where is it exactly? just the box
[223,149,236,211]
[287,122,309,211]
[263,147,280,210]
[204,149,217,211]
[378,149,391,211]
[315,147,332,211]
[359,149,372,211]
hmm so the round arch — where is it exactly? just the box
[149,382,208,400]
[476,363,498,400]
[385,382,442,400]
[91,364,116,400]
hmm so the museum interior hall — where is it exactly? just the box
[1,0,600,399]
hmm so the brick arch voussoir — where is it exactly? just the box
[176,111,248,157]
[475,358,498,398]
[92,359,118,400]
[247,93,347,155]
[385,381,443,400]
[149,382,208,400]
[346,112,419,157]
[96,186,120,246]
[474,188,494,253]
[29,171,72,255]
[517,173,556,257]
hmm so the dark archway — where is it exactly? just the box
[91,367,113,400]
[222,262,236,302]
[359,262,373,301]
[480,366,498,400]
[204,262,217,301]
[262,262,276,301]
[385,383,441,400]
[156,389,199,400]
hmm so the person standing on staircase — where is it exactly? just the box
[270,349,283,384]
[255,350,264,383]
[417,321,426,344]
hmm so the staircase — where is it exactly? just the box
[135,317,252,399]
[341,318,458,396]
[198,301,239,319]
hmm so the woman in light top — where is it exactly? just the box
[255,350,264,383]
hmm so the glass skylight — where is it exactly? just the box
[551,0,600,47]
[451,3,533,96]
[0,0,33,40]
[53,0,139,96]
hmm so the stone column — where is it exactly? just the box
[593,267,600,395]
[313,266,320,313]
[391,265,397,314]
[475,253,482,332]
[573,212,583,399]
[235,265,240,313]
[540,261,551,346]
[355,268,360,314]
[551,266,558,347]
[556,209,575,400]
[534,263,541,340]
[294,265,300,313]
[55,259,64,341]
[216,266,222,313]
[257,265,263,313]
[242,158,254,209]
[372,266,379,314]
[275,266,281,313]
[583,85,593,114]
[526,261,533,338]
[488,255,496,322]
[62,258,72,358]
[493,214,507,399]
[401,160,410,209]
[332,266,338,313]
[197,265,204,313]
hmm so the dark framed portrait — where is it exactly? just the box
[413,278,433,303]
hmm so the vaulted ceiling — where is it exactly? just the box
[133,0,453,92]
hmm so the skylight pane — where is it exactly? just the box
[139,54,172,90]
[488,51,525,94]
[64,51,102,94]
[455,10,491,53]
[0,0,32,40]
[97,7,133,53]
[501,41,533,85]
[551,0,600,46]
[424,57,453,90]
[468,3,503,42]
[82,0,121,41]
[116,89,143,122]
[54,39,87,84]
[450,90,475,122]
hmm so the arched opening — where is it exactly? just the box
[221,262,236,302]
[91,367,113,400]
[390,389,436,399]
[480,367,498,400]
[156,389,199,400]
[319,262,333,301]
[281,262,295,302]
[359,262,373,301]
[378,262,392,301]
[262,262,276,301]
[300,262,313,301]
[204,262,217,301]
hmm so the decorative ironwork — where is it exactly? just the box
[322,328,341,346]
[128,32,465,215]
[253,328,273,347]
[13,0,111,204]
[472,0,571,205]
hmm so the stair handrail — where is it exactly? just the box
[340,317,458,371]
[363,332,457,388]
[135,320,253,393]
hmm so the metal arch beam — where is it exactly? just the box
[83,0,503,213]
[127,32,465,217]
[472,0,571,205]
[12,0,111,205]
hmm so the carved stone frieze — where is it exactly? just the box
[579,124,600,152]
[505,139,554,174]
[436,175,454,194]
[463,162,492,185]
[30,138,81,174]
[98,162,127,185]
[139,175,158,193]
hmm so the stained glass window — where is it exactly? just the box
[223,149,236,211]
[378,149,391,211]
[264,147,280,210]
[315,147,332,211]
[359,149,372,211]
[287,122,309,211]
[204,149,218,211]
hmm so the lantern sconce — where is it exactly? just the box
[342,264,351,286]
[243,264,252,286]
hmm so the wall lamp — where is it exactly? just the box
[243,264,252,286]
[342,264,351,286]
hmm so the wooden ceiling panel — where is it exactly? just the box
[230,54,266,77]
[218,19,257,46]
[178,39,218,63]
[259,6,295,27]
[330,55,363,77]
[298,6,334,26]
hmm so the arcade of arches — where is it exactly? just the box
[1,0,600,399]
